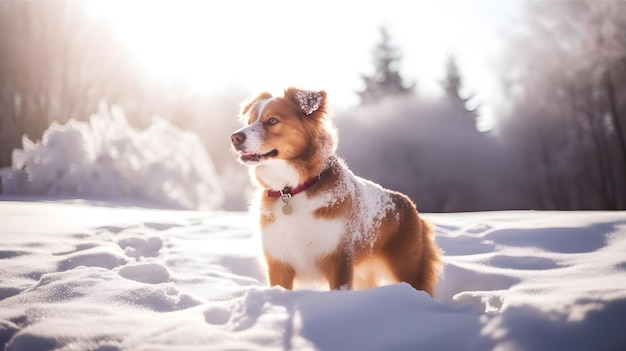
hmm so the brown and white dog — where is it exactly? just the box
[230,87,441,295]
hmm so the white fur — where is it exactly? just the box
[256,159,301,190]
[239,98,273,156]
[261,190,345,280]
[252,97,272,122]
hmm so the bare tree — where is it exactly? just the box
[0,2,170,168]
[499,0,626,209]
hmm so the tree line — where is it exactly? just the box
[338,2,625,211]
[498,1,626,210]
[0,1,624,211]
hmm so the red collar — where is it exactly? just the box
[267,176,320,198]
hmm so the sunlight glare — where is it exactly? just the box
[84,0,356,98]
[84,0,513,123]
[86,1,236,94]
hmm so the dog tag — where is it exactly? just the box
[282,204,293,215]
[279,190,293,215]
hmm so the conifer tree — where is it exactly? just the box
[441,55,479,129]
[358,26,414,105]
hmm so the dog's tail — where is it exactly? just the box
[417,217,443,296]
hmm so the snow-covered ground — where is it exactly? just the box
[1,199,625,351]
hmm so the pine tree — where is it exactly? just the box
[358,26,414,105]
[441,55,479,128]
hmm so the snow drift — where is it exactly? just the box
[0,104,223,210]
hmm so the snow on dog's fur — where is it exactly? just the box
[231,87,441,295]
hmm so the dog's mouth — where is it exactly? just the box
[239,149,278,163]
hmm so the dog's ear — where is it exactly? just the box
[284,87,327,117]
[240,92,273,116]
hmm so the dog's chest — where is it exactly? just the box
[261,194,345,276]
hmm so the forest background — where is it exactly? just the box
[0,0,624,212]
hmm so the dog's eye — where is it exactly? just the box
[267,117,279,125]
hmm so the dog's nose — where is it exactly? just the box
[231,131,246,147]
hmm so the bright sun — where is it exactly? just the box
[83,0,369,101]
[83,0,511,126]
[83,0,395,111]
[85,1,237,94]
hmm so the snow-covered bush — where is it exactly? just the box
[0,103,223,210]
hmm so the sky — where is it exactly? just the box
[85,0,522,130]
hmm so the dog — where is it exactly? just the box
[230,87,441,295]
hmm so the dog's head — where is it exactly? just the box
[231,87,336,168]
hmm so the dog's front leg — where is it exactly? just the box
[319,248,353,290]
[265,255,295,289]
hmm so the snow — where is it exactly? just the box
[294,90,323,115]
[349,174,398,243]
[1,199,625,351]
[0,103,223,211]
